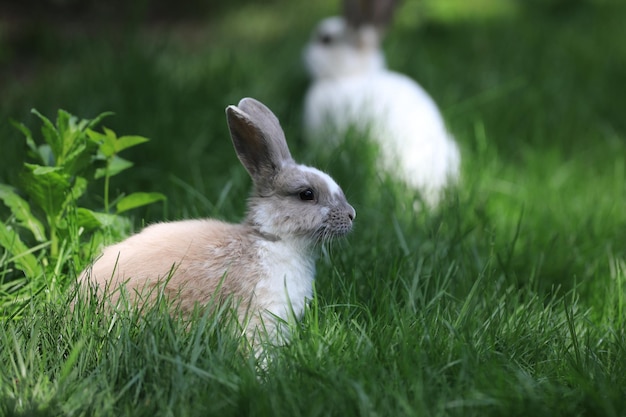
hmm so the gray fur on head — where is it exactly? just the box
[226,99,355,242]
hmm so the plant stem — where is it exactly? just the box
[104,168,110,213]
[49,219,58,260]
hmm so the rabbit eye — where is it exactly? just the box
[318,33,333,45]
[299,188,315,201]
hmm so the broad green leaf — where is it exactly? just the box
[87,129,116,158]
[90,212,132,242]
[115,135,149,153]
[22,163,70,219]
[59,130,82,166]
[92,211,126,228]
[94,167,106,180]
[75,207,104,231]
[103,127,119,157]
[64,176,88,209]
[85,111,114,130]
[31,109,62,160]
[37,144,54,167]
[94,156,133,179]
[76,209,130,234]
[116,192,166,214]
[10,120,39,156]
[12,120,51,165]
[56,217,68,231]
[31,166,63,175]
[56,109,72,142]
[86,129,105,142]
[76,118,89,131]
[0,184,46,242]
[62,137,97,177]
[0,219,42,278]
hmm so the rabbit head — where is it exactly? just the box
[304,0,399,80]
[226,98,355,246]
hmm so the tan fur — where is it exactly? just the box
[80,219,284,338]
[84,221,252,305]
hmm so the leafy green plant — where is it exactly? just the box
[0,109,165,317]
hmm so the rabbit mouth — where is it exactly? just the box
[314,222,353,243]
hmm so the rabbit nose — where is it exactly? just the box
[347,205,356,221]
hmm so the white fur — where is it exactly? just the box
[303,16,461,206]
[300,165,342,197]
[254,238,316,324]
[305,17,385,80]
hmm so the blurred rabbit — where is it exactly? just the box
[303,0,460,206]
[79,98,355,348]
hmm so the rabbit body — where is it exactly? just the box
[304,15,460,206]
[79,98,355,345]
[85,219,315,330]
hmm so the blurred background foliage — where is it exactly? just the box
[2,0,623,160]
[0,0,624,293]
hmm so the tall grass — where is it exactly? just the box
[1,0,625,416]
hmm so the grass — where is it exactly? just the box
[1,0,626,415]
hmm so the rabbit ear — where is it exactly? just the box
[226,98,293,184]
[343,0,398,28]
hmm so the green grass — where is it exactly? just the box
[1,0,626,415]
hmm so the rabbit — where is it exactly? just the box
[303,0,461,207]
[78,97,356,347]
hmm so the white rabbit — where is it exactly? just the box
[79,98,355,347]
[303,0,460,207]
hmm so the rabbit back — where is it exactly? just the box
[82,220,259,310]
